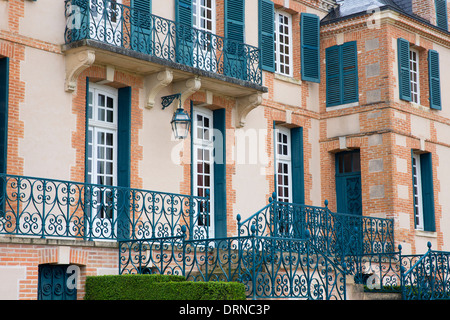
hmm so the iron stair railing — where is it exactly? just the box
[400,242,450,300]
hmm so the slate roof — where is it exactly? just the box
[321,0,413,24]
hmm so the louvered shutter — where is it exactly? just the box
[175,0,193,66]
[342,41,358,104]
[301,13,320,83]
[259,0,274,72]
[117,86,132,240]
[326,45,341,107]
[213,108,227,238]
[131,0,152,54]
[420,153,436,232]
[225,0,245,43]
[176,0,192,26]
[291,127,304,205]
[132,0,151,28]
[428,49,442,110]
[435,0,448,31]
[398,38,411,101]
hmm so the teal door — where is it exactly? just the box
[38,265,77,300]
[335,150,363,257]
[335,150,362,216]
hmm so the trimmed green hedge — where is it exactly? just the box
[84,274,246,300]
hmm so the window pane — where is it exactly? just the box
[107,110,113,123]
[98,94,105,107]
[338,154,344,174]
[98,109,105,121]
[106,147,113,160]
[106,162,113,175]
[97,161,104,174]
[97,146,105,159]
[353,152,361,172]
[106,133,113,146]
[343,153,352,173]
[98,132,104,144]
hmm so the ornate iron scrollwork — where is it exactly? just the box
[161,93,181,110]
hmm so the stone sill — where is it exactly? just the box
[0,235,119,249]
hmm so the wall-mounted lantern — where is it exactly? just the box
[161,93,191,139]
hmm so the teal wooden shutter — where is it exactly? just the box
[342,41,358,104]
[213,108,226,238]
[259,0,275,72]
[398,38,411,101]
[175,0,193,66]
[326,45,341,107]
[435,0,448,31]
[176,0,192,26]
[117,87,132,240]
[301,13,320,83]
[428,49,442,110]
[117,87,131,188]
[225,0,245,79]
[131,0,152,54]
[133,0,151,14]
[291,127,304,205]
[420,153,436,232]
[225,0,245,43]
[0,58,9,175]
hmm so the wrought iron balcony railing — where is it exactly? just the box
[0,174,209,241]
[400,242,450,300]
[238,194,395,258]
[64,0,262,86]
[119,231,347,300]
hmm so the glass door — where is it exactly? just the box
[87,83,118,239]
[193,107,214,238]
[89,0,123,46]
[192,0,216,71]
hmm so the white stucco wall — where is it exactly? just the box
[20,0,66,45]
[139,85,184,194]
[233,106,270,221]
[19,46,76,180]
[436,144,450,251]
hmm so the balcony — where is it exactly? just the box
[63,0,266,101]
[0,174,209,241]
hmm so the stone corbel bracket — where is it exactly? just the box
[172,76,202,108]
[145,69,173,109]
[65,49,96,93]
[235,93,263,128]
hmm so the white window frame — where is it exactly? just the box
[192,0,216,72]
[87,83,118,232]
[274,10,293,77]
[412,153,424,230]
[275,126,292,203]
[193,0,216,34]
[409,48,420,104]
[192,107,215,238]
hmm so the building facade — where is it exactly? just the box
[0,0,449,300]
